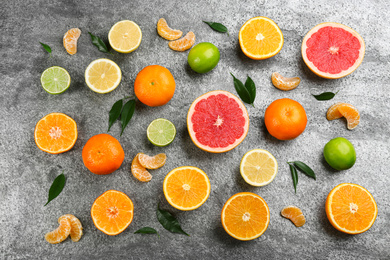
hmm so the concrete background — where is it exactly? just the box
[1,0,389,259]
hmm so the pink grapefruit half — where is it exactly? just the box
[187,90,249,153]
[302,22,365,79]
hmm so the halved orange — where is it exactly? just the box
[58,214,83,242]
[239,17,284,60]
[163,166,210,211]
[131,153,152,182]
[326,183,377,234]
[91,190,134,236]
[45,216,71,244]
[271,72,301,91]
[34,113,78,154]
[63,28,81,55]
[138,153,166,170]
[327,103,360,130]
[221,192,270,241]
[157,18,183,40]
[281,206,306,227]
[168,31,195,52]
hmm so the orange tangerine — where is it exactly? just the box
[131,153,152,182]
[168,31,195,51]
[271,72,301,91]
[157,18,183,40]
[45,217,71,244]
[138,153,166,170]
[281,206,306,227]
[326,103,360,130]
[63,28,81,55]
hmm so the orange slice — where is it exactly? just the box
[131,153,152,182]
[157,18,183,40]
[281,206,306,227]
[163,166,210,211]
[45,217,71,244]
[91,190,134,236]
[168,31,195,52]
[138,153,166,170]
[58,214,83,242]
[34,113,78,154]
[63,28,81,55]
[271,72,301,91]
[239,17,284,60]
[326,183,377,234]
[221,192,270,241]
[326,103,360,130]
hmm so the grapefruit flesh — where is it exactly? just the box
[187,90,249,153]
[302,23,365,79]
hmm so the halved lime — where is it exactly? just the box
[40,66,71,94]
[147,118,176,147]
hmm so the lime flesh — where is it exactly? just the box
[147,118,176,147]
[40,66,71,94]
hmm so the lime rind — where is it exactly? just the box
[40,66,71,94]
[147,118,176,147]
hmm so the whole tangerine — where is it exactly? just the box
[134,65,175,107]
[264,98,307,140]
[82,133,125,175]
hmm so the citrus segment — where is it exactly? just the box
[325,183,377,234]
[147,118,176,147]
[91,190,134,236]
[45,217,71,244]
[131,153,152,182]
[108,20,142,53]
[163,166,210,211]
[157,18,183,40]
[85,58,122,93]
[58,214,83,242]
[271,72,300,91]
[138,153,166,170]
[281,206,306,227]
[326,103,360,130]
[187,90,249,153]
[168,31,195,51]
[221,192,270,241]
[302,23,365,79]
[40,66,71,94]
[240,149,278,186]
[34,113,77,154]
[239,16,284,60]
[63,28,81,55]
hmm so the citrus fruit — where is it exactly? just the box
[40,66,71,94]
[326,183,377,234]
[323,137,356,171]
[163,166,210,211]
[264,98,307,140]
[91,190,134,236]
[239,16,284,60]
[240,149,278,186]
[85,58,122,94]
[187,42,220,73]
[221,192,270,241]
[327,102,360,130]
[45,216,71,244]
[168,31,195,51]
[63,28,81,55]
[138,153,166,169]
[108,20,142,53]
[58,214,83,242]
[82,133,125,175]
[302,23,365,79]
[131,153,152,182]
[134,65,175,107]
[147,118,176,147]
[187,90,249,153]
[271,72,300,91]
[281,206,306,227]
[157,18,183,40]
[34,113,77,154]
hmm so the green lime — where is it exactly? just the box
[323,137,356,171]
[40,66,71,94]
[187,42,220,73]
[147,118,176,147]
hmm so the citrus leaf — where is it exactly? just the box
[244,76,256,106]
[88,32,109,53]
[293,161,316,180]
[39,42,52,55]
[157,204,189,236]
[120,99,136,136]
[312,91,338,101]
[134,227,160,238]
[108,99,123,132]
[45,172,66,206]
[203,21,228,35]
[230,73,252,105]
[289,164,298,193]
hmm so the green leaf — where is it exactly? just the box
[134,227,160,238]
[108,99,123,132]
[39,42,52,56]
[157,204,189,236]
[289,164,298,193]
[244,76,256,106]
[203,21,228,35]
[88,32,110,53]
[312,91,338,101]
[120,99,136,136]
[45,172,66,206]
[230,73,252,105]
[293,161,316,180]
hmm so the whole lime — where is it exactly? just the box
[323,137,356,171]
[188,42,220,73]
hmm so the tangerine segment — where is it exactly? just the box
[34,113,78,154]
[91,190,134,236]
[326,103,360,130]
[163,166,211,211]
[157,18,183,40]
[45,217,71,244]
[271,72,300,91]
[63,28,81,55]
[58,214,83,242]
[138,153,166,170]
[325,183,377,234]
[281,206,306,227]
[168,31,195,51]
[221,192,270,241]
[239,17,284,60]
[131,153,152,182]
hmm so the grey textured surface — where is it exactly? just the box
[1,0,390,259]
